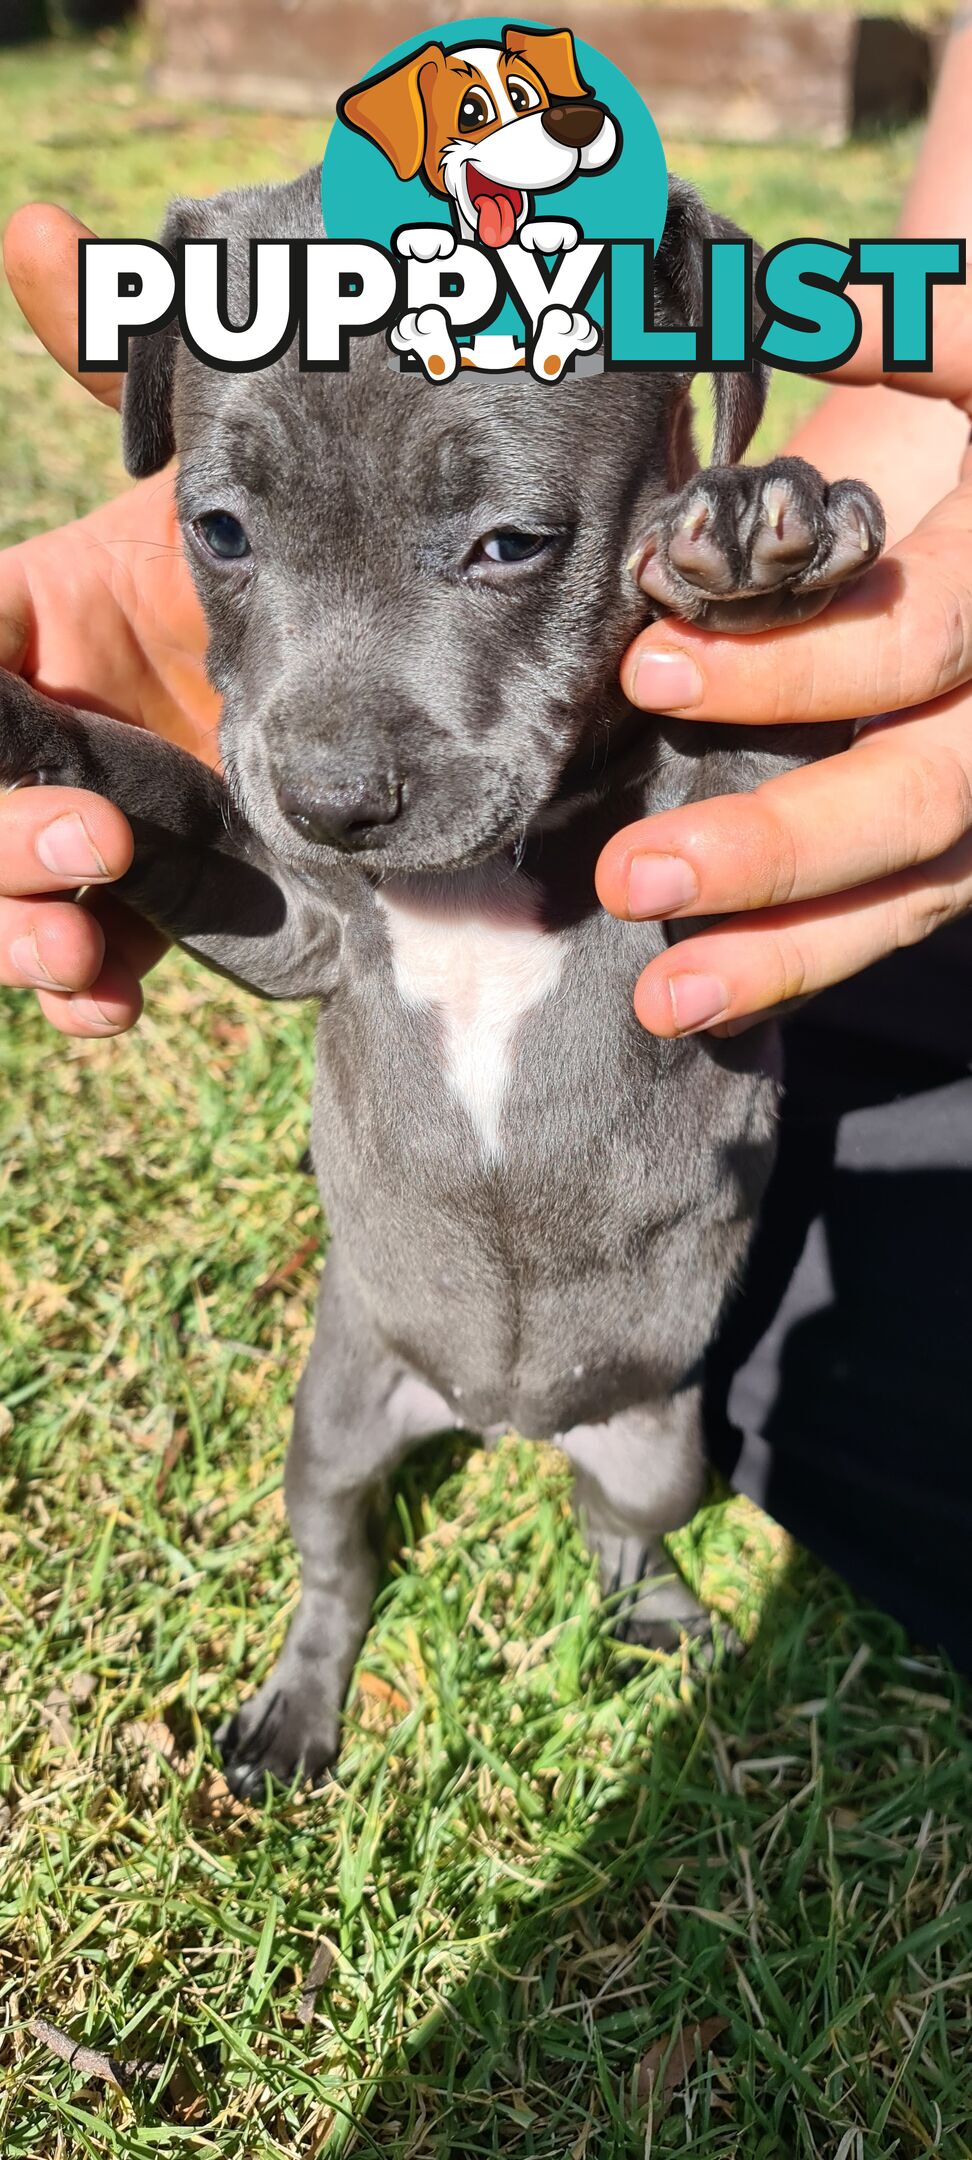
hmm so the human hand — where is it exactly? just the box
[1,204,216,1034]
[597,441,972,1039]
[597,25,972,1039]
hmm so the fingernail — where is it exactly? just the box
[627,853,699,917]
[36,813,109,881]
[9,933,70,990]
[668,972,730,1033]
[632,650,703,712]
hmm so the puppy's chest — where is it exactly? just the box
[375,869,567,1162]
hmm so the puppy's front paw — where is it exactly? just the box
[518,218,581,255]
[216,1675,338,1800]
[394,225,457,262]
[634,458,884,632]
[0,667,83,791]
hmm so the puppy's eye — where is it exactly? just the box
[466,530,559,578]
[506,77,541,114]
[194,511,251,561]
[458,89,495,131]
[483,531,550,565]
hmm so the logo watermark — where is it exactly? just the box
[79,18,966,385]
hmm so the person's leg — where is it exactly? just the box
[707,918,972,1669]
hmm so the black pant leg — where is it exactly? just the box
[707,918,972,1669]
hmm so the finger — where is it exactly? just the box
[823,29,972,414]
[823,277,972,418]
[630,831,972,1038]
[35,954,146,1038]
[84,891,169,980]
[0,542,31,676]
[0,786,133,896]
[596,698,972,922]
[0,896,105,991]
[622,488,972,727]
[3,203,122,410]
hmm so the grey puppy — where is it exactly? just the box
[0,167,883,1795]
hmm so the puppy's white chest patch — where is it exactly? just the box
[378,868,565,1162]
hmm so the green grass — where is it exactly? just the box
[1,27,971,2160]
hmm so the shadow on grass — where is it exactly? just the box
[340,1485,972,2160]
[4,1404,972,2159]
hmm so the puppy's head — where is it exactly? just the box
[339,27,618,247]
[123,168,765,880]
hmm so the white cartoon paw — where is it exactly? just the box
[517,219,581,255]
[394,226,457,262]
[389,306,459,381]
[531,305,600,381]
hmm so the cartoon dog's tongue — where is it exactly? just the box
[468,173,522,250]
[476,191,516,248]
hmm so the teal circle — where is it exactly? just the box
[321,18,669,303]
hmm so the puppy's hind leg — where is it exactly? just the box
[218,1254,453,1798]
[561,1391,713,1650]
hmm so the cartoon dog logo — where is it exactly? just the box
[338,24,620,378]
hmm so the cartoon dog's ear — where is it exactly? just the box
[502,24,591,100]
[121,196,208,478]
[338,46,445,180]
[656,174,768,466]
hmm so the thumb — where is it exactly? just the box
[3,203,123,412]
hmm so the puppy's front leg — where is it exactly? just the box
[633,457,885,632]
[0,670,339,1001]
[218,1255,453,1795]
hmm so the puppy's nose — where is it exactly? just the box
[541,101,605,150]
[277,772,404,851]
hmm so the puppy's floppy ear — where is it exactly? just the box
[338,45,445,181]
[502,25,591,100]
[656,173,768,467]
[122,196,206,479]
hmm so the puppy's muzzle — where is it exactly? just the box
[541,102,607,150]
[277,772,404,852]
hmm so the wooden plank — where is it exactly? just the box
[147,1,927,147]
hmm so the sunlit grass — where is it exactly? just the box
[1,28,969,2159]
